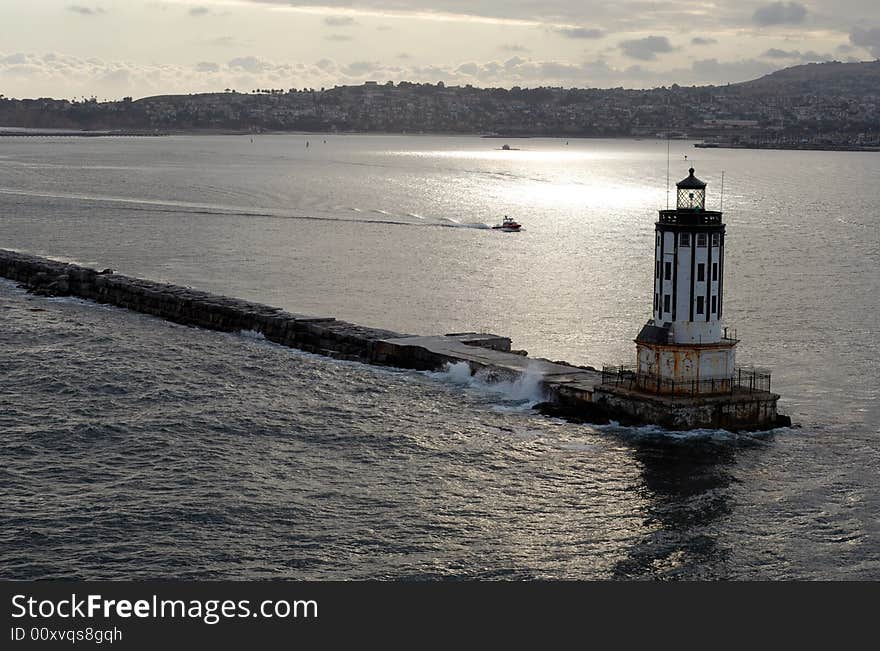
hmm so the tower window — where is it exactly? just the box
[664,261,672,280]
[696,296,704,315]
[712,262,718,281]
[696,233,707,247]
[663,294,671,313]
[680,233,690,247]
[656,233,661,247]
[712,233,720,247]
[711,295,717,313]
[697,263,705,282]
[654,293,659,311]
[656,261,660,279]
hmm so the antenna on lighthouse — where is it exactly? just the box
[665,137,670,210]
[720,170,725,212]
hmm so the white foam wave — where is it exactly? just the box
[428,361,547,408]
[595,421,774,442]
[0,277,23,292]
[237,329,267,342]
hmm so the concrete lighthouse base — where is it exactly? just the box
[591,384,784,431]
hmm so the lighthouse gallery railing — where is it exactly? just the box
[600,365,771,396]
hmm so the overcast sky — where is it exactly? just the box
[1,0,878,99]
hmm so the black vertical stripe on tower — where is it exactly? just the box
[705,231,713,322]
[671,230,678,321]
[718,230,724,319]
[659,226,665,320]
[689,231,696,322]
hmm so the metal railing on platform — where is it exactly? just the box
[600,365,771,396]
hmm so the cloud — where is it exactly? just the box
[228,56,271,73]
[691,37,716,46]
[324,16,356,26]
[240,1,729,33]
[797,51,832,61]
[0,48,810,101]
[205,36,246,48]
[619,36,674,61]
[68,5,104,15]
[411,56,626,87]
[761,48,832,62]
[233,0,880,41]
[0,52,162,98]
[396,52,411,59]
[0,51,328,99]
[762,48,795,58]
[752,2,807,26]
[101,69,130,84]
[1,53,28,65]
[501,44,531,53]
[687,58,779,83]
[325,34,353,41]
[343,61,378,76]
[553,27,603,39]
[850,27,880,57]
[189,6,211,16]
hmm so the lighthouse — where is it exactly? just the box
[633,167,736,394]
[596,165,782,428]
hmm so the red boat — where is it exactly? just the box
[492,215,522,232]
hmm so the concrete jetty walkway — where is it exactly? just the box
[0,248,783,430]
[379,334,602,397]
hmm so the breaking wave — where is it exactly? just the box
[595,421,777,444]
[428,361,547,408]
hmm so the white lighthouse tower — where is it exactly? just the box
[634,167,736,394]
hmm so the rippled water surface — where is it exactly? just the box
[1,135,878,579]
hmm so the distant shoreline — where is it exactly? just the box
[0,129,168,137]
[2,128,879,152]
[694,142,880,153]
[0,128,639,139]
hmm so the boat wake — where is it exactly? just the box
[0,187,495,233]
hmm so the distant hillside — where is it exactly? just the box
[729,60,880,96]
[1,62,878,143]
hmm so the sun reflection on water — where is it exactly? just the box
[390,148,625,163]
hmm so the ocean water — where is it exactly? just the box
[0,134,878,579]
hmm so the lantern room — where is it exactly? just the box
[676,167,706,210]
